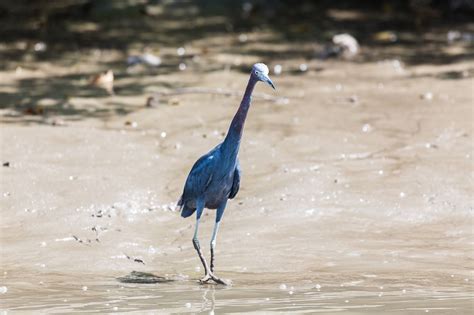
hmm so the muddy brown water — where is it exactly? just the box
[0,49,473,313]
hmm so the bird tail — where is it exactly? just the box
[177,196,196,218]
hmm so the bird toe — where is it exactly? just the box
[198,274,212,284]
[210,274,232,286]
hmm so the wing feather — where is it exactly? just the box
[180,145,220,205]
[229,161,241,199]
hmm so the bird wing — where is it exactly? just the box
[180,145,220,203]
[229,161,241,199]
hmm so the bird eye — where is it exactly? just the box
[255,70,260,76]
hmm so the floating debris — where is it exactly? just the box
[23,105,44,115]
[90,70,114,95]
[332,33,359,59]
[279,283,287,290]
[72,235,92,245]
[82,286,88,291]
[146,96,160,107]
[178,63,187,71]
[124,121,138,128]
[373,31,398,43]
[0,286,8,294]
[50,118,66,126]
[140,53,162,66]
[127,53,162,67]
[2,162,10,167]
[124,253,145,265]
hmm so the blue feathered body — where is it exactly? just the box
[178,143,241,218]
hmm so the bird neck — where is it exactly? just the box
[221,76,257,158]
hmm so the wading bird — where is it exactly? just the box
[177,63,275,285]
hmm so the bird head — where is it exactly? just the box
[252,63,275,89]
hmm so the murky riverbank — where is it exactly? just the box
[1,9,473,312]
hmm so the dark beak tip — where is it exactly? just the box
[266,78,276,90]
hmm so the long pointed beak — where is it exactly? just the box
[264,76,276,90]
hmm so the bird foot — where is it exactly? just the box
[199,273,231,286]
[199,274,212,284]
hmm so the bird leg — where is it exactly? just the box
[204,221,231,285]
[193,234,228,286]
[192,218,211,279]
[192,201,230,286]
[202,202,231,285]
[209,221,220,273]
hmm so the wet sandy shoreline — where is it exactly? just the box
[1,30,473,312]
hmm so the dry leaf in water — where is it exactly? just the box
[91,70,114,95]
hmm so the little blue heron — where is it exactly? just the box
[177,63,275,285]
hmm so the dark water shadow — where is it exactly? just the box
[0,66,189,124]
[1,0,473,124]
[117,271,175,284]
[1,1,473,66]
